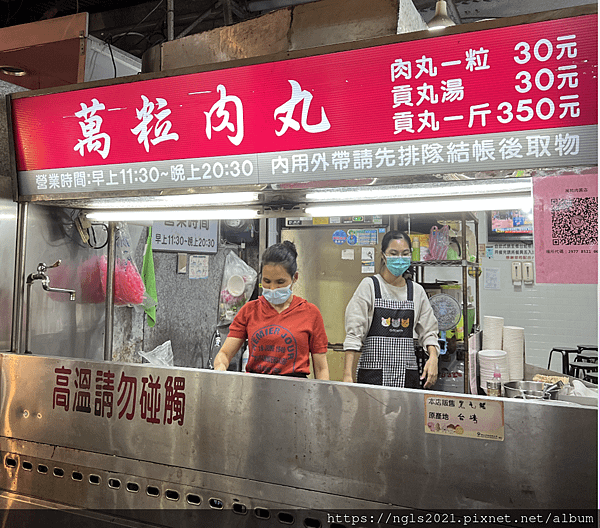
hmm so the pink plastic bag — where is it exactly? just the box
[77,224,147,306]
[424,225,450,260]
[78,255,106,304]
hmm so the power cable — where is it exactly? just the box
[111,0,165,47]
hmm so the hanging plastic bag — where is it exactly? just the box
[425,225,450,260]
[138,340,174,367]
[219,251,258,324]
[78,255,106,303]
[77,223,157,308]
[109,223,149,305]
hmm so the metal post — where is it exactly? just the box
[223,0,233,25]
[104,222,117,362]
[258,218,267,264]
[11,202,28,354]
[474,217,480,330]
[167,0,175,41]
[461,213,469,394]
[267,217,278,247]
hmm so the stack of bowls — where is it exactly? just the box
[478,349,509,393]
[483,316,504,350]
[503,326,525,381]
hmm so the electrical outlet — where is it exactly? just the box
[511,261,522,284]
[523,261,534,284]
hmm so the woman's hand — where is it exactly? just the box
[421,347,439,388]
[312,353,330,380]
[342,351,360,383]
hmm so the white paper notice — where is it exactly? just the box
[341,249,354,260]
[361,246,375,274]
[361,247,375,261]
[484,267,501,290]
[189,255,209,279]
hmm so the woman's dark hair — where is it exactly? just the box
[261,240,298,277]
[381,230,412,254]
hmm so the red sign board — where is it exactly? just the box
[10,14,597,173]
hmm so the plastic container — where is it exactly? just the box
[487,363,503,397]
[412,237,420,261]
[241,349,249,372]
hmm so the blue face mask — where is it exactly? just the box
[385,256,412,277]
[263,286,293,305]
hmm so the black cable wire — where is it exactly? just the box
[4,0,24,26]
[111,0,165,47]
[106,37,118,78]
[130,13,167,52]
[88,223,109,250]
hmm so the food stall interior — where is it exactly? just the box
[0,173,597,525]
[0,6,598,524]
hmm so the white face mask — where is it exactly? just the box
[262,286,292,305]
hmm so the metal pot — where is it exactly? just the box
[504,381,559,400]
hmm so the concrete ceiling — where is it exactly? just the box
[0,0,593,90]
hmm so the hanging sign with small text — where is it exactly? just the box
[10,14,597,198]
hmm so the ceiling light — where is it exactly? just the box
[85,208,260,222]
[305,179,532,202]
[305,194,532,218]
[427,1,456,30]
[0,66,28,77]
[86,192,260,209]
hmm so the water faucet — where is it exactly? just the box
[24,260,76,354]
[26,261,76,301]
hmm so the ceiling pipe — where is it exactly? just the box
[167,0,175,41]
[177,1,220,39]
[223,0,233,24]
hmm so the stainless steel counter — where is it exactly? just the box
[0,352,596,525]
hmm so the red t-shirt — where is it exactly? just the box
[228,295,328,375]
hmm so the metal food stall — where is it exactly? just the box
[0,5,597,526]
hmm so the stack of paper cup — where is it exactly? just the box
[483,315,504,350]
[478,350,509,392]
[503,326,525,381]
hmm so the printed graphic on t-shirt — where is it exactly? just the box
[249,325,298,374]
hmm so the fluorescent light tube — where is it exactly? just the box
[305,179,532,202]
[305,194,532,217]
[86,208,260,222]
[86,192,260,209]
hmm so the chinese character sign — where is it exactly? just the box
[424,394,504,441]
[11,14,596,173]
[533,171,598,284]
[152,220,218,254]
[53,366,186,427]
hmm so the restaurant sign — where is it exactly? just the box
[53,364,186,427]
[10,13,597,198]
[424,394,504,441]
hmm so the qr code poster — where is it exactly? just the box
[533,172,598,284]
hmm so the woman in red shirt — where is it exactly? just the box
[214,241,330,380]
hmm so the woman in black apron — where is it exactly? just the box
[343,231,440,389]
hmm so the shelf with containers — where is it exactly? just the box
[405,212,480,394]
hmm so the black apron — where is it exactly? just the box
[356,276,420,388]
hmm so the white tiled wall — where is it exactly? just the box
[427,212,597,370]
[478,213,598,370]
